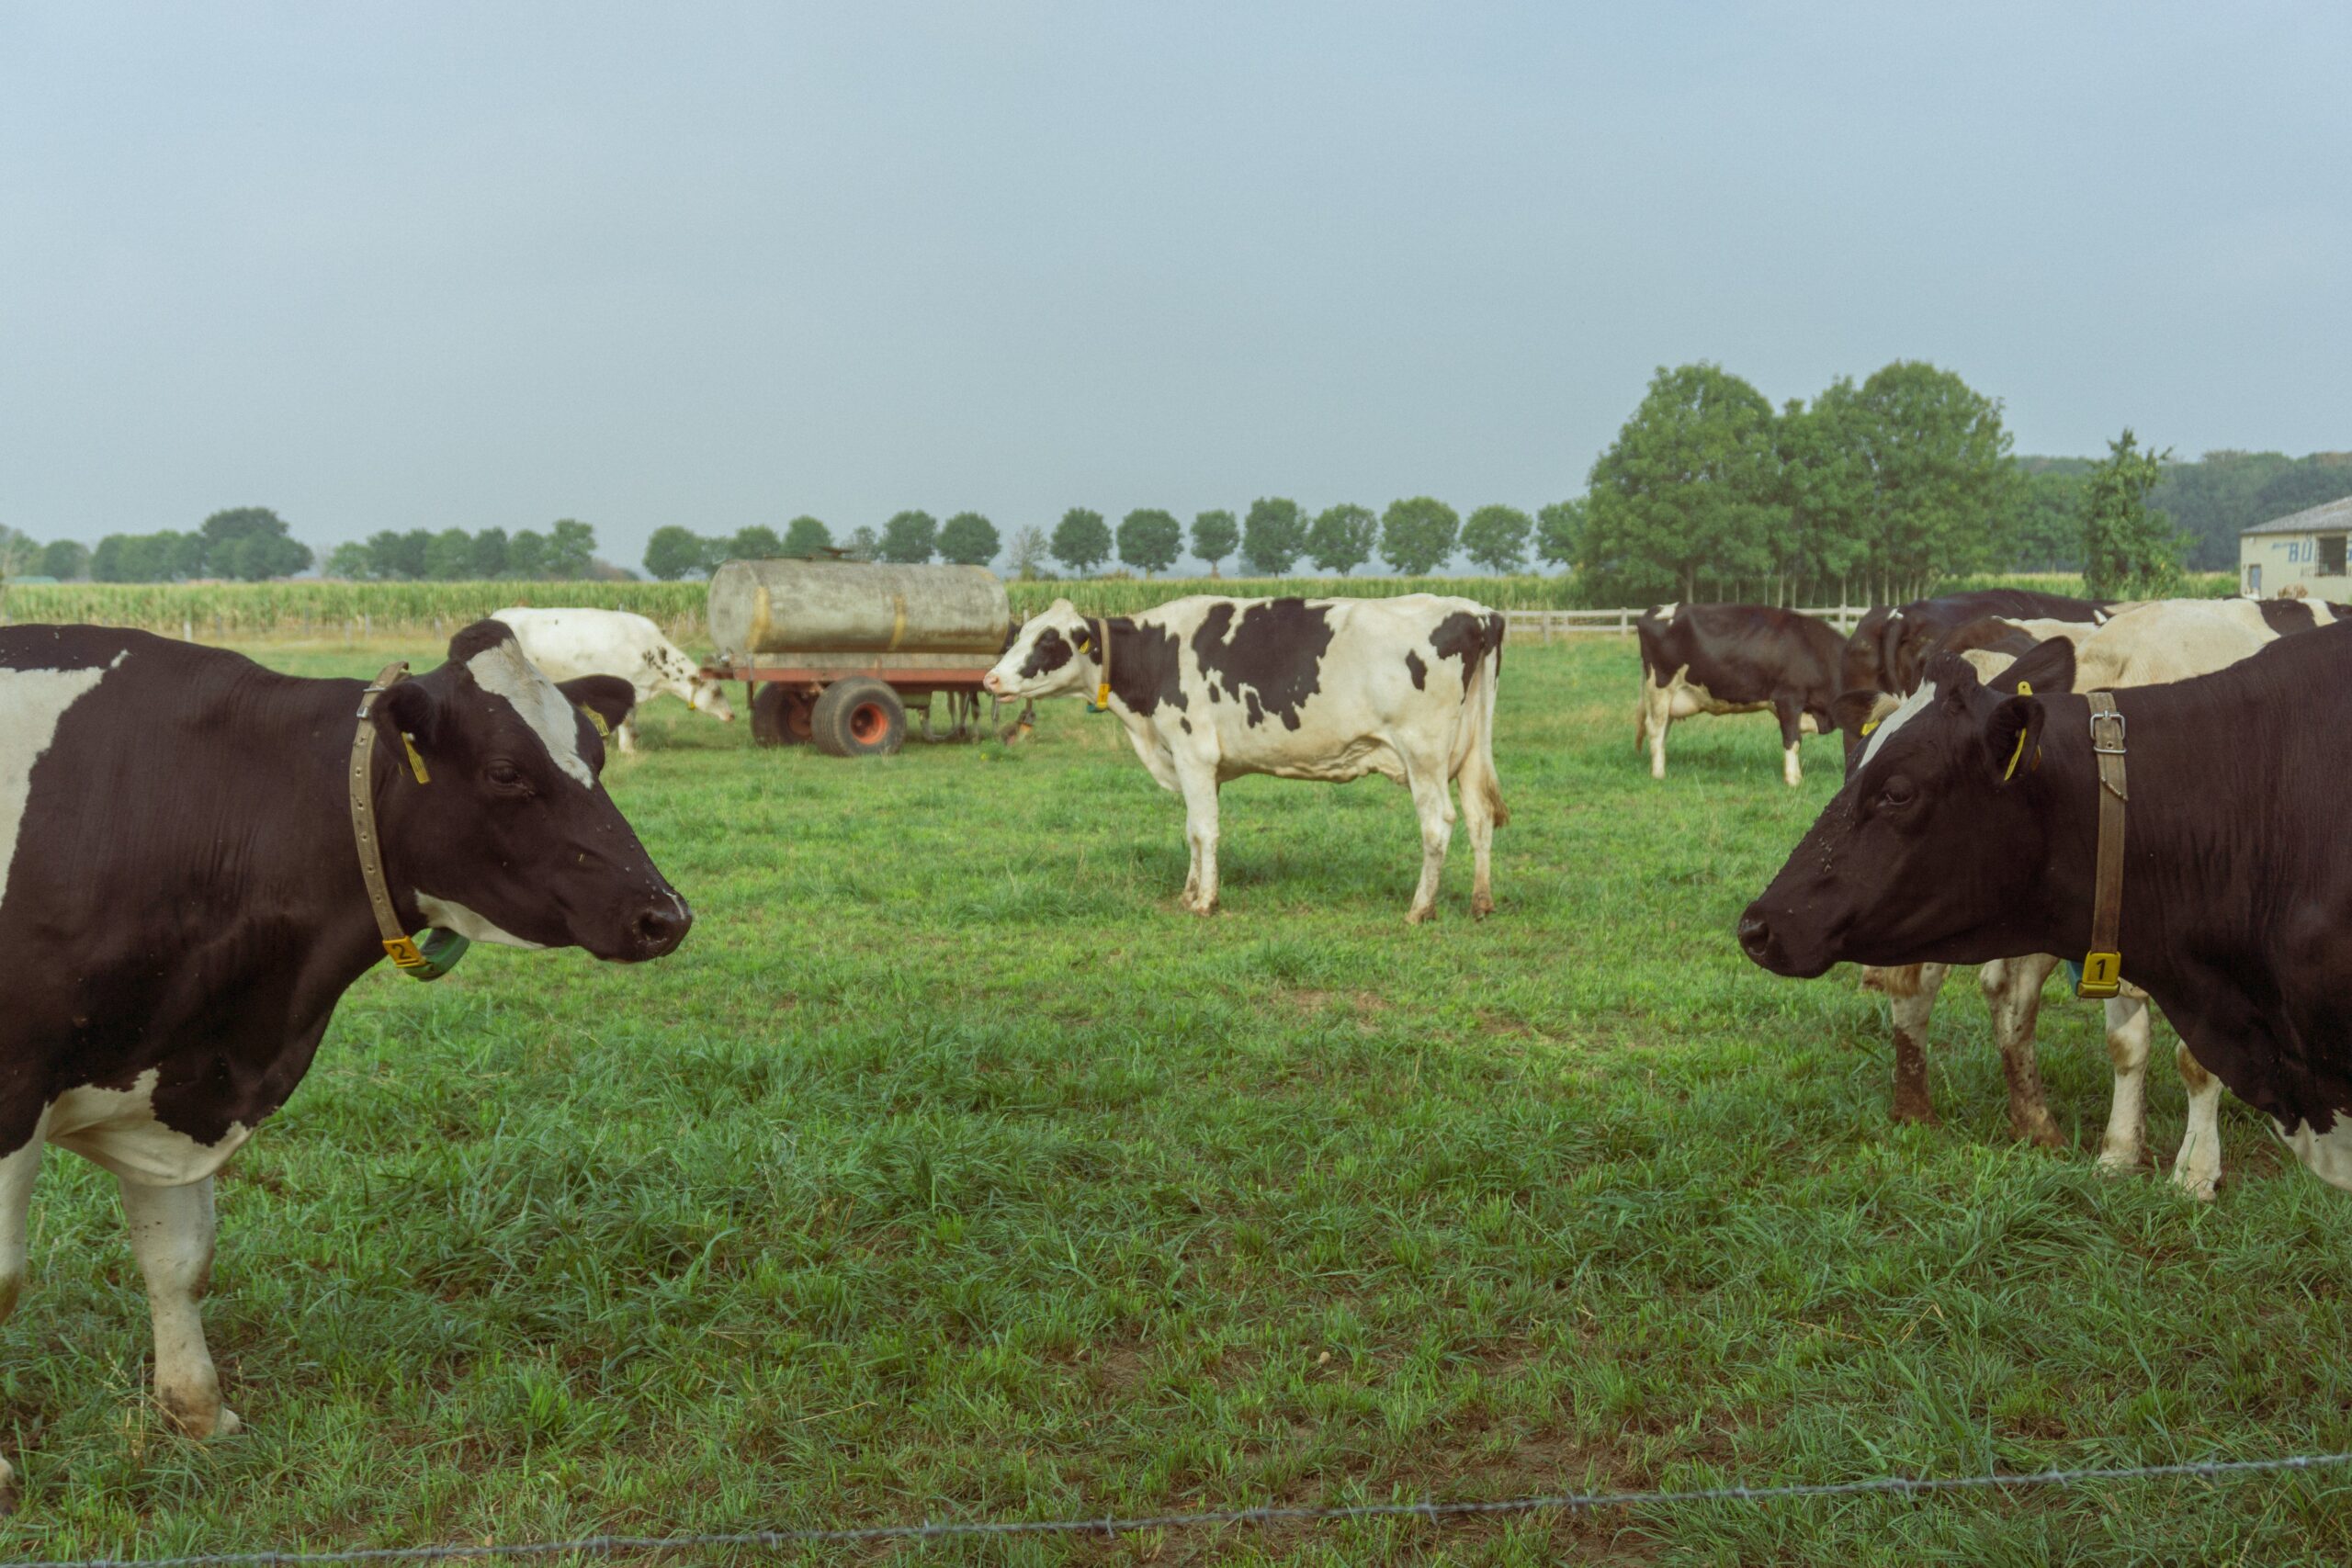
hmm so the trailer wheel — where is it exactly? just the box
[811,677,906,757]
[751,684,813,747]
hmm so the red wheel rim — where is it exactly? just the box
[850,702,888,743]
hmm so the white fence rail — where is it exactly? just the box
[1503,605,1871,641]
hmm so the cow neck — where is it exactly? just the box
[2075,692,2128,998]
[349,662,469,981]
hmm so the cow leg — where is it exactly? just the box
[0,1122,49,1506]
[2171,1042,2223,1201]
[1645,683,1671,781]
[1981,954,2065,1149]
[1867,963,1950,1125]
[121,1176,240,1441]
[1457,768,1498,920]
[1774,695,1804,788]
[1175,764,1221,916]
[2096,991,2153,1174]
[1402,754,1456,924]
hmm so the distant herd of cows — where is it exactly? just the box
[2,581,2349,1500]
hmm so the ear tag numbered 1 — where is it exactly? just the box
[401,735,430,784]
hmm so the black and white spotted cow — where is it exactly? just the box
[0,621,689,1498]
[981,594,1507,921]
[1634,604,1845,786]
[492,606,733,753]
[1842,589,2109,698]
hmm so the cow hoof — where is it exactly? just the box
[2018,1122,2066,1152]
[1890,1099,1940,1128]
[2170,1168,2220,1202]
[1472,896,1495,919]
[1405,907,1436,926]
[2094,1149,2140,1177]
[160,1396,241,1441]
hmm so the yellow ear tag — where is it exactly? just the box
[1860,717,1879,736]
[2001,681,2033,782]
[1096,682,1111,709]
[585,708,610,739]
[401,735,430,784]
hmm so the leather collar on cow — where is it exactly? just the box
[348,661,470,981]
[2077,691,2128,999]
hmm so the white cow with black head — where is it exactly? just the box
[984,594,1507,921]
[492,607,734,752]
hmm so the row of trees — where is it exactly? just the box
[320,521,604,581]
[1576,360,2189,604]
[0,508,316,584]
[645,499,1584,581]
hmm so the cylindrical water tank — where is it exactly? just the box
[707,559,1011,660]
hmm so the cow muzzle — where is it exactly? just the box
[620,890,693,961]
[1736,903,1833,979]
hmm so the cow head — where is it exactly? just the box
[685,676,736,722]
[371,621,692,962]
[1737,637,2076,979]
[982,599,1094,699]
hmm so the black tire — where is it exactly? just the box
[751,684,811,747]
[811,677,907,757]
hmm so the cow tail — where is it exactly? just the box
[1471,616,1509,828]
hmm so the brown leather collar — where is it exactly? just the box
[349,662,466,980]
[2075,691,2127,998]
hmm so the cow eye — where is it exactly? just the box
[1879,774,1917,808]
[485,759,532,795]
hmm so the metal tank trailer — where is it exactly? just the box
[701,557,1022,755]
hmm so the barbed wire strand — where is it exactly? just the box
[5,1450,2347,1568]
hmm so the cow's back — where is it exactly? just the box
[492,607,667,687]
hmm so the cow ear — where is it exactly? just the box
[1983,693,2047,785]
[558,675,636,740]
[1997,636,2076,696]
[377,679,438,750]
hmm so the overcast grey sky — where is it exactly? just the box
[3,2,2346,570]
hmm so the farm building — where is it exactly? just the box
[2240,494,2352,598]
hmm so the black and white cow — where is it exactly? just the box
[0,622,689,1498]
[1739,622,2352,1194]
[981,595,1507,921]
[1842,589,2109,697]
[1634,604,1845,786]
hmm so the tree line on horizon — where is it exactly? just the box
[638,501,1585,581]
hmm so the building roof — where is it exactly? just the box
[2243,494,2352,536]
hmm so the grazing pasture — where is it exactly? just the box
[5,635,2349,1564]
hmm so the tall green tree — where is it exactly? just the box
[198,506,312,580]
[1460,505,1533,573]
[1380,497,1461,576]
[545,520,597,578]
[1847,361,2019,601]
[782,515,832,556]
[938,512,1000,566]
[425,528,476,581]
[1006,525,1050,579]
[1241,497,1306,576]
[1579,364,1781,604]
[880,510,939,564]
[1774,385,1874,604]
[1306,503,1377,575]
[38,538,90,580]
[506,530,548,579]
[323,541,370,580]
[471,527,511,578]
[1051,508,1113,574]
[728,525,784,561]
[2012,469,2086,571]
[843,525,879,562]
[644,525,710,581]
[2081,430,2182,598]
[1534,500,1586,569]
[1117,509,1182,577]
[1191,510,1239,577]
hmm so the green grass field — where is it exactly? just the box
[6,635,2349,1564]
